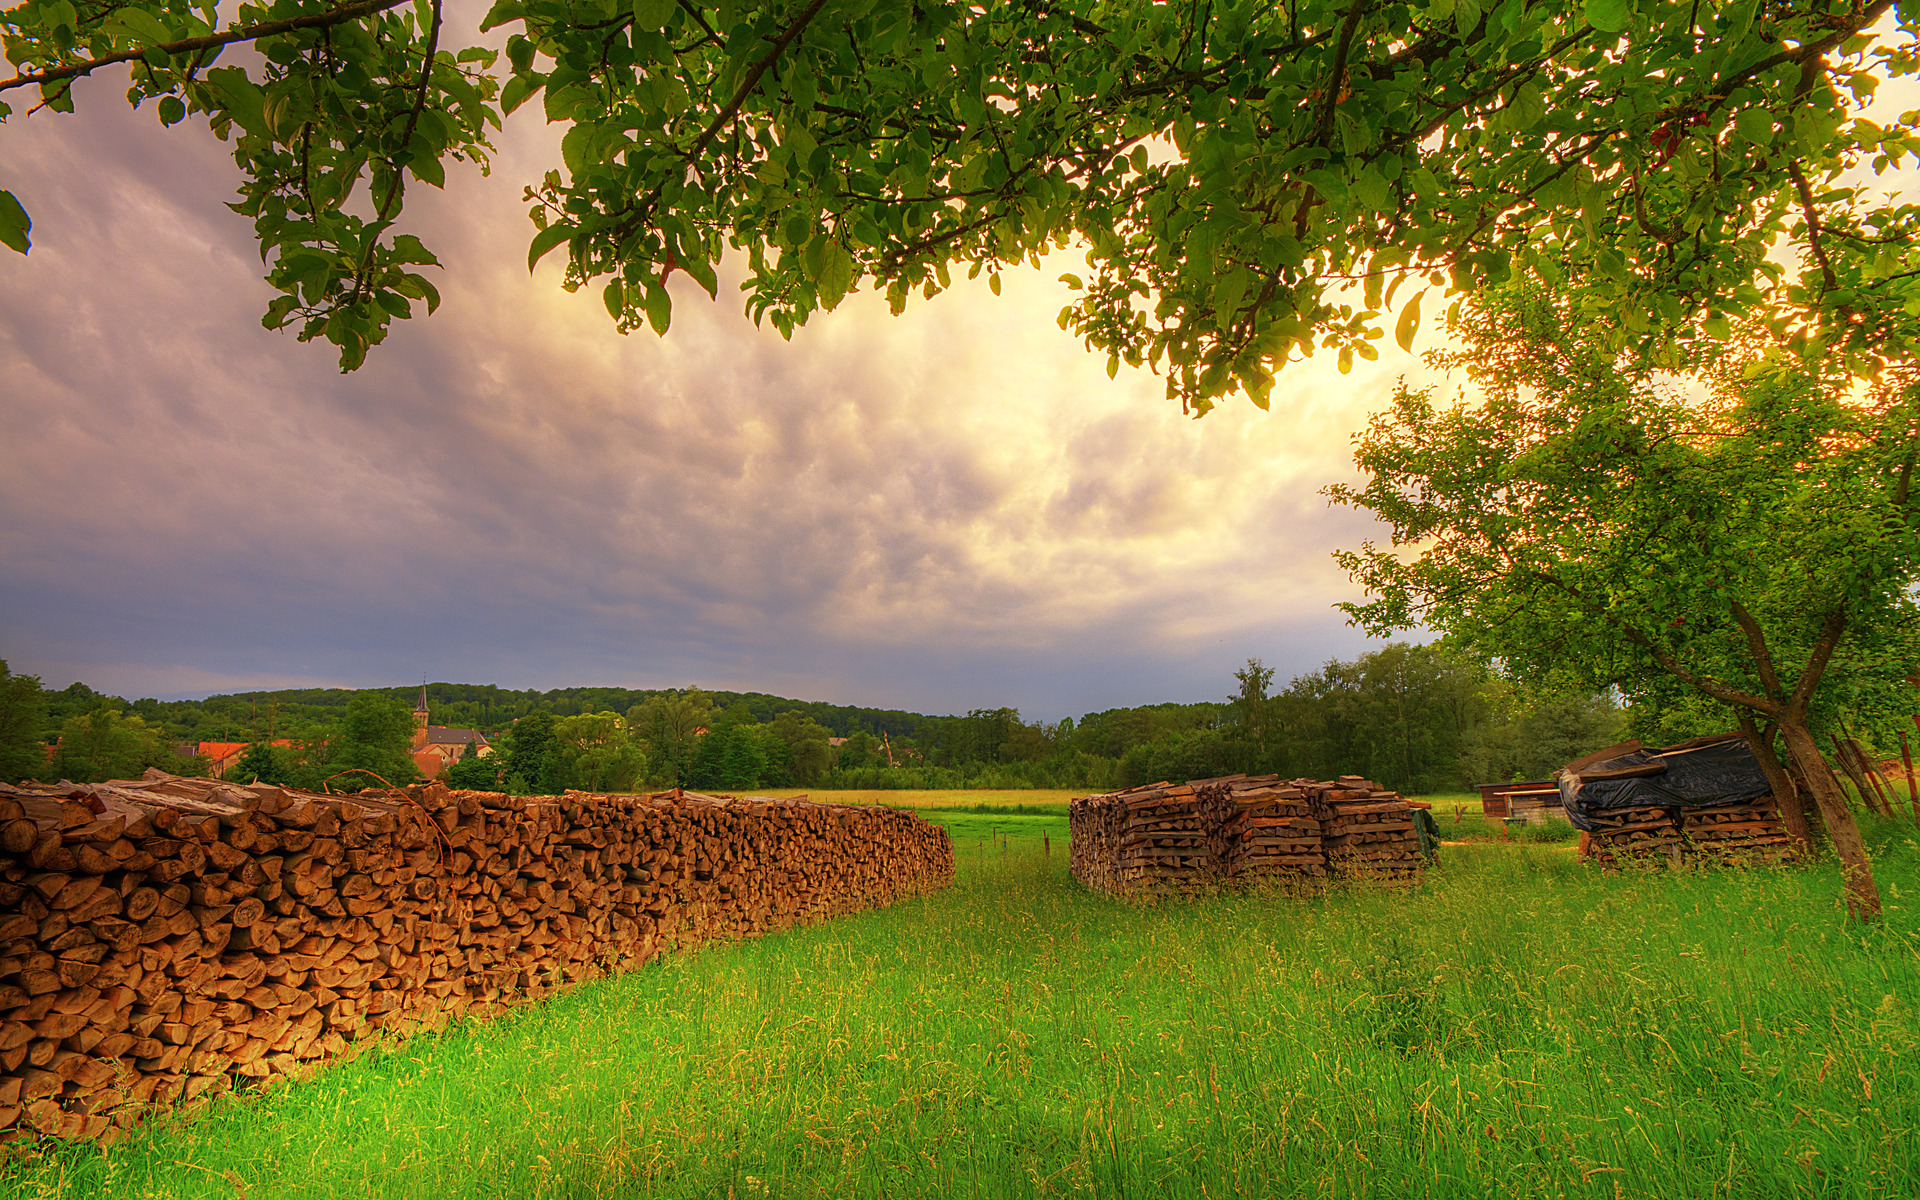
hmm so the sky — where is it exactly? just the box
[0,16,1697,721]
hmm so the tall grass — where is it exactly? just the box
[6,820,1917,1199]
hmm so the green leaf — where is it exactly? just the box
[501,75,543,116]
[157,96,186,126]
[1395,289,1426,354]
[1585,0,1631,33]
[604,277,625,319]
[112,8,174,48]
[643,284,671,334]
[817,240,854,309]
[0,190,30,255]
[205,67,266,138]
[632,0,675,30]
[479,0,526,31]
[527,223,571,272]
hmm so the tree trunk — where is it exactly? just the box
[1738,715,1813,854]
[1782,720,1881,919]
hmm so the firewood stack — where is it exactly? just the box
[1074,773,1425,897]
[1577,806,1684,866]
[1198,776,1327,881]
[1068,781,1217,896]
[1302,777,1425,885]
[0,771,951,1144]
[1581,799,1794,866]
[1679,798,1797,864]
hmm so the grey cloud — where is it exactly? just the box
[2,71,1431,718]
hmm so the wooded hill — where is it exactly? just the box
[3,647,1649,797]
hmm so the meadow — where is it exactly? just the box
[2,799,1916,1199]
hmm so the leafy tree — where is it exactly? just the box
[550,710,648,792]
[226,741,282,785]
[627,689,715,785]
[326,692,420,788]
[0,661,48,784]
[769,710,832,786]
[502,709,560,793]
[443,749,511,791]
[7,0,1913,404]
[1330,288,1920,919]
[1230,657,1277,763]
[684,724,765,790]
[49,706,182,782]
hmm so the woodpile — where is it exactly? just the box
[1302,777,1425,885]
[1072,774,1421,897]
[1681,799,1797,864]
[1573,806,1683,867]
[1068,781,1215,896]
[1199,777,1326,881]
[0,771,951,1144]
[1581,798,1795,867]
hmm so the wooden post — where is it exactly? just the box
[1904,734,1920,824]
[1830,733,1879,814]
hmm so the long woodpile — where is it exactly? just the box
[1068,781,1213,895]
[0,771,951,1144]
[1072,774,1422,897]
[1303,776,1425,885]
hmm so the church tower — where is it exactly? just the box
[412,685,430,750]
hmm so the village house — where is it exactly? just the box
[410,688,493,780]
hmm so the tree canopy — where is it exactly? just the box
[5,0,1915,406]
[1330,285,1920,917]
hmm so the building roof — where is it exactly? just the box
[422,726,489,747]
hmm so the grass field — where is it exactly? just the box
[755,788,1085,810]
[4,802,1918,1199]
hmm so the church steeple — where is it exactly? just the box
[412,684,430,749]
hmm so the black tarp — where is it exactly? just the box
[1556,736,1772,832]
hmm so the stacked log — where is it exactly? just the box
[1678,798,1796,863]
[1068,781,1216,896]
[0,772,951,1144]
[1579,806,1684,866]
[1303,777,1425,885]
[1580,798,1795,867]
[1199,776,1327,882]
[1073,774,1422,897]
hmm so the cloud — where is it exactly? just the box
[0,64,1441,718]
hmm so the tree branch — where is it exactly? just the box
[1788,610,1847,712]
[1788,159,1837,291]
[1729,599,1786,703]
[0,0,409,95]
[348,0,441,308]
[1316,0,1371,147]
[1707,1,1893,106]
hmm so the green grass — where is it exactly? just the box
[6,822,1920,1199]
[754,789,1085,809]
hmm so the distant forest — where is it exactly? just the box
[0,644,1655,796]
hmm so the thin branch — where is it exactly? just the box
[1788,159,1837,291]
[349,0,442,307]
[678,0,831,173]
[1706,0,1893,109]
[0,0,408,94]
[1788,611,1847,712]
[1620,624,1776,712]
